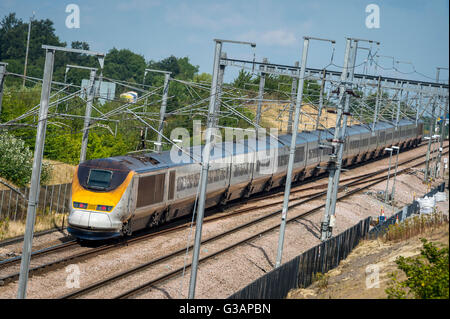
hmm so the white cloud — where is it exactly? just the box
[164,3,247,30]
[239,29,298,47]
[262,29,297,46]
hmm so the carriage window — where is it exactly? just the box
[308,148,319,159]
[256,159,271,172]
[294,147,304,163]
[278,154,289,167]
[361,138,368,147]
[350,140,360,149]
[87,169,112,190]
[137,173,165,207]
[234,163,250,177]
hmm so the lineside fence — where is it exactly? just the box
[367,182,446,239]
[228,182,446,299]
[0,183,71,221]
[228,217,371,299]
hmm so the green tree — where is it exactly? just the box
[0,130,51,186]
[233,69,253,89]
[194,72,212,83]
[103,48,146,87]
[0,13,65,85]
[386,238,449,299]
[177,56,199,80]
[148,55,180,77]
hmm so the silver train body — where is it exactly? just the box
[68,119,423,240]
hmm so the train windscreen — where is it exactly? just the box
[77,159,131,192]
[88,169,113,189]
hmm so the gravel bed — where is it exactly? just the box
[0,143,447,299]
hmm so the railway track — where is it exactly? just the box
[0,144,446,292]
[228,143,449,210]
[0,239,77,269]
[0,141,434,251]
[0,166,391,286]
[58,149,447,299]
[0,227,68,249]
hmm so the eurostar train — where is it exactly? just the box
[68,119,423,240]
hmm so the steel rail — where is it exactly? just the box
[59,147,447,299]
[113,155,444,299]
[0,240,76,269]
[1,143,446,288]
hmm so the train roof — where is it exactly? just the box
[84,120,418,173]
[298,130,321,142]
[397,118,415,126]
[373,121,394,130]
[278,133,308,146]
[346,125,367,136]
[316,129,334,140]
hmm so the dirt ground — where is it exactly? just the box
[247,102,351,133]
[286,223,449,299]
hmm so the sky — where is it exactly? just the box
[1,0,449,83]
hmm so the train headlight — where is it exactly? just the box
[96,205,113,212]
[73,202,88,209]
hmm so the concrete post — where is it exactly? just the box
[79,68,97,163]
[384,148,393,203]
[188,40,223,299]
[390,146,400,201]
[416,91,422,127]
[96,57,104,104]
[435,69,449,177]
[155,72,171,152]
[432,133,440,178]
[315,69,326,130]
[437,96,448,176]
[425,94,437,182]
[255,58,267,126]
[320,38,357,241]
[17,48,55,299]
[0,62,7,121]
[275,37,310,268]
[23,15,33,87]
[213,52,226,127]
[187,38,258,299]
[372,76,382,133]
[287,61,299,133]
[395,84,402,130]
[323,40,359,240]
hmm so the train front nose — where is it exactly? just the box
[68,209,122,240]
[69,159,134,240]
[68,209,115,229]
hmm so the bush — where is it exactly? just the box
[386,238,449,299]
[0,131,52,186]
[313,272,329,292]
[383,212,448,242]
[0,217,10,240]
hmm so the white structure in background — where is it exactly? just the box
[434,191,447,203]
[417,196,436,214]
[81,80,116,105]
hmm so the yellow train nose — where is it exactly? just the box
[72,201,113,212]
